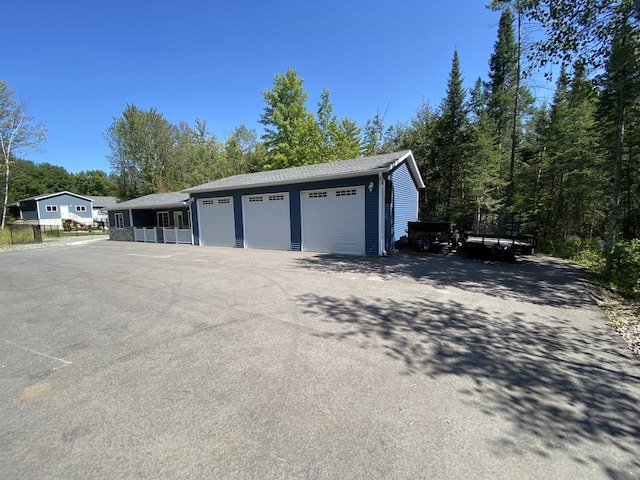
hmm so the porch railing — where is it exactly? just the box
[62,211,93,225]
[163,227,192,244]
[134,227,158,243]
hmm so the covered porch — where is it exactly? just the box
[107,192,193,245]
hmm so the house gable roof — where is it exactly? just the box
[9,191,94,206]
[106,192,189,210]
[185,150,425,194]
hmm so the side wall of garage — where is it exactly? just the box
[190,174,381,254]
[385,162,420,251]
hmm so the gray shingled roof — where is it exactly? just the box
[185,150,422,193]
[106,192,189,210]
[87,196,119,207]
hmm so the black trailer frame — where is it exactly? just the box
[407,221,455,252]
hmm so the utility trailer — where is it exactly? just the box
[462,233,537,259]
[407,221,455,252]
[463,213,537,260]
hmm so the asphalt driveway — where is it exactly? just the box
[1,241,638,479]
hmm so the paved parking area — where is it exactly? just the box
[1,241,639,479]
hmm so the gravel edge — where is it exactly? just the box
[593,287,640,357]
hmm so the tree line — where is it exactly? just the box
[1,1,638,292]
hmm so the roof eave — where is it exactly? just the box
[185,169,390,195]
[388,151,426,189]
[34,191,95,202]
[106,201,188,211]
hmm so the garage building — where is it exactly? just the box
[186,150,424,255]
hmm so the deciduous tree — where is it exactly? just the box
[0,80,46,228]
[105,104,177,199]
[259,68,320,169]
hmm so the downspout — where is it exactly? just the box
[378,172,386,255]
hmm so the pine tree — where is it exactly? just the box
[599,16,640,280]
[432,50,471,220]
[468,101,505,228]
[565,63,602,238]
[485,6,533,207]
[408,102,438,220]
[315,88,362,161]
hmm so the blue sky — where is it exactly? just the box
[3,1,529,174]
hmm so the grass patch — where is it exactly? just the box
[0,228,12,247]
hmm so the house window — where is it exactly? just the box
[114,213,124,229]
[157,211,170,227]
[46,205,58,212]
[336,189,357,197]
[269,195,284,201]
[249,196,263,202]
[75,205,87,212]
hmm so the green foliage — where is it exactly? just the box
[611,239,640,297]
[547,236,639,298]
[259,68,320,169]
[7,159,116,202]
[172,119,224,186]
[431,49,472,220]
[105,104,178,199]
[316,89,362,162]
[218,125,265,178]
[363,111,390,157]
[259,69,363,169]
[0,227,12,246]
[73,170,116,196]
[486,7,517,142]
[332,118,362,160]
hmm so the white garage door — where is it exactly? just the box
[301,186,365,255]
[242,193,291,250]
[197,197,235,247]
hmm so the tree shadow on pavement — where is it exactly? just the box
[293,251,591,308]
[296,293,640,479]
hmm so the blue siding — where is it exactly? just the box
[37,194,92,221]
[191,175,380,254]
[388,162,419,248]
[233,194,244,248]
[109,210,131,227]
[384,203,393,252]
[289,193,301,251]
[108,208,190,228]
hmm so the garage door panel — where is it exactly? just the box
[242,193,291,250]
[198,197,236,247]
[301,187,365,255]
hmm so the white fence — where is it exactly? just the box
[163,227,192,244]
[134,227,158,243]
